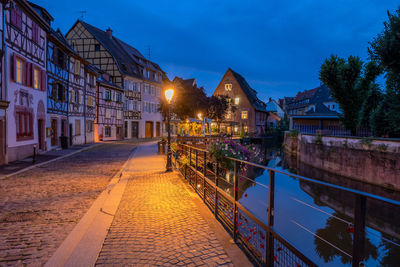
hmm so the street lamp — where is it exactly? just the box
[165,88,174,172]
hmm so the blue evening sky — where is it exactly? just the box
[34,0,398,102]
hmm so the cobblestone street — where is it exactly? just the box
[95,143,235,267]
[0,141,138,266]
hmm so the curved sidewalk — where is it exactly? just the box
[47,142,251,267]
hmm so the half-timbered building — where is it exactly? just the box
[213,68,268,136]
[65,20,165,139]
[46,28,70,149]
[95,72,123,141]
[5,0,50,162]
[83,65,98,143]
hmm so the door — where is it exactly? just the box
[38,119,43,150]
[51,119,57,146]
[131,122,138,139]
[69,124,73,145]
[124,121,128,138]
[145,121,153,138]
[156,122,161,137]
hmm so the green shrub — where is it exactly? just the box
[288,129,299,138]
[360,136,374,147]
[314,134,323,145]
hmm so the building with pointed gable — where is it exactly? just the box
[65,20,165,139]
[213,68,268,136]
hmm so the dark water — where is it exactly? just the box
[234,145,400,267]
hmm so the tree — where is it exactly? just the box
[206,95,229,131]
[369,7,400,136]
[319,55,382,135]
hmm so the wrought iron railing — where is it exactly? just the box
[171,143,400,267]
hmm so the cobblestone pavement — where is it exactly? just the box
[96,144,234,266]
[0,140,139,266]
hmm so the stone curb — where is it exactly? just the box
[0,144,100,180]
[44,145,139,267]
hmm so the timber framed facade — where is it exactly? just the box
[65,20,165,139]
[95,74,123,141]
[5,0,50,162]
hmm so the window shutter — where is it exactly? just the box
[23,61,28,86]
[71,90,74,103]
[52,83,57,98]
[41,70,46,91]
[30,63,34,87]
[11,54,16,81]
[17,9,22,29]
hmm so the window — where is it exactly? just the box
[57,83,65,101]
[74,91,79,104]
[95,44,100,51]
[88,96,94,107]
[75,120,81,136]
[105,126,111,137]
[244,126,248,133]
[225,83,232,91]
[105,109,111,119]
[70,90,75,103]
[156,88,160,97]
[225,112,231,120]
[75,60,80,76]
[241,111,248,119]
[34,68,40,89]
[32,22,39,43]
[11,7,22,29]
[16,58,23,83]
[87,120,93,132]
[117,110,122,120]
[332,104,335,110]
[105,90,111,101]
[151,86,155,95]
[16,111,33,140]
[116,92,122,102]
[234,97,240,105]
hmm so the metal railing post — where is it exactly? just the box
[189,147,192,167]
[233,160,239,243]
[203,151,207,199]
[352,195,367,267]
[214,160,219,218]
[195,150,198,170]
[266,170,275,266]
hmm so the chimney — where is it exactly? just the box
[269,97,272,102]
[106,27,113,38]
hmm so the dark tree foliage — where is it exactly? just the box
[319,55,382,136]
[159,78,229,123]
[369,7,400,136]
[206,95,229,124]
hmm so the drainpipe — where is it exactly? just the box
[2,0,7,101]
[83,66,87,144]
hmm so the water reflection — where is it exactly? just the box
[232,144,400,266]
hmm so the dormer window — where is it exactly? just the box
[225,84,232,91]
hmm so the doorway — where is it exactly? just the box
[145,121,153,138]
[156,122,161,137]
[131,122,138,139]
[69,124,73,145]
[124,121,128,138]
[51,119,58,146]
[38,119,44,150]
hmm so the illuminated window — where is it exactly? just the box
[225,83,232,91]
[88,96,94,107]
[241,111,248,119]
[34,68,40,89]
[16,59,23,83]
[244,126,248,133]
[234,97,240,105]
[225,112,231,120]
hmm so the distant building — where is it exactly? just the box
[213,68,268,136]
[265,98,285,128]
[287,85,372,136]
[286,87,319,115]
[95,72,124,141]
[65,20,165,139]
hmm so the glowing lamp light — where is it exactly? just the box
[198,113,202,120]
[165,88,174,103]
[234,126,238,132]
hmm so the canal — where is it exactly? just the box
[233,144,400,266]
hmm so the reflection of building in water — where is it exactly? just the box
[300,180,400,265]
